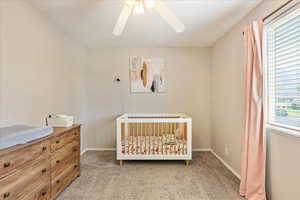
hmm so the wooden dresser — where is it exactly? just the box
[50,125,81,199]
[0,125,81,200]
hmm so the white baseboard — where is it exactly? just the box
[81,148,115,155]
[210,150,241,180]
[80,149,87,155]
[192,148,211,152]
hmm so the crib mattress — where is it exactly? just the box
[0,125,53,150]
[122,135,187,155]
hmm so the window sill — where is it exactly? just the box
[266,124,300,138]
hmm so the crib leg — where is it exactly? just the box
[185,160,190,166]
[119,160,123,167]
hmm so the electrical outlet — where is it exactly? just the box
[225,147,229,156]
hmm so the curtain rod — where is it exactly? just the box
[262,0,295,22]
[242,0,295,35]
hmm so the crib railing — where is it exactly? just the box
[123,122,187,137]
[116,114,192,165]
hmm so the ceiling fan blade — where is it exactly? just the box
[113,3,134,36]
[154,1,185,33]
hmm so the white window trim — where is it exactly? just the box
[266,124,300,138]
[263,1,300,137]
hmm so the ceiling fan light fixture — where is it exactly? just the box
[145,0,156,9]
[133,0,145,14]
[125,0,135,5]
[113,0,185,36]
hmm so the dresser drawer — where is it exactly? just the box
[51,129,79,152]
[51,159,79,199]
[0,140,50,179]
[0,159,50,200]
[22,184,50,200]
[51,140,79,178]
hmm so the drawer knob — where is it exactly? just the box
[73,148,77,152]
[56,140,60,144]
[56,160,60,164]
[74,132,77,136]
[56,180,60,184]
[41,191,47,196]
[42,146,47,151]
[3,162,10,168]
[74,165,78,169]
[42,168,47,173]
[3,192,10,198]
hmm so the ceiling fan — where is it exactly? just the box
[113,0,185,36]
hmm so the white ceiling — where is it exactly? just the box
[28,0,261,48]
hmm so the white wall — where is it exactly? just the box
[267,131,300,199]
[211,0,300,199]
[0,0,88,151]
[86,48,211,149]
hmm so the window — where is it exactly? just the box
[265,6,300,131]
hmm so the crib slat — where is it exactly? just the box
[121,123,125,141]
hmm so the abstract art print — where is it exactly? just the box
[130,57,165,93]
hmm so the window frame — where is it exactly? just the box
[264,2,300,136]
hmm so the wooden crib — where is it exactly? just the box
[116,114,192,166]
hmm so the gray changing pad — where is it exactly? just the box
[0,125,53,150]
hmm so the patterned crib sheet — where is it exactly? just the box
[121,134,187,155]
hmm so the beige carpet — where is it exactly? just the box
[57,151,244,200]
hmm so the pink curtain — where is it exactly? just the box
[240,21,266,200]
